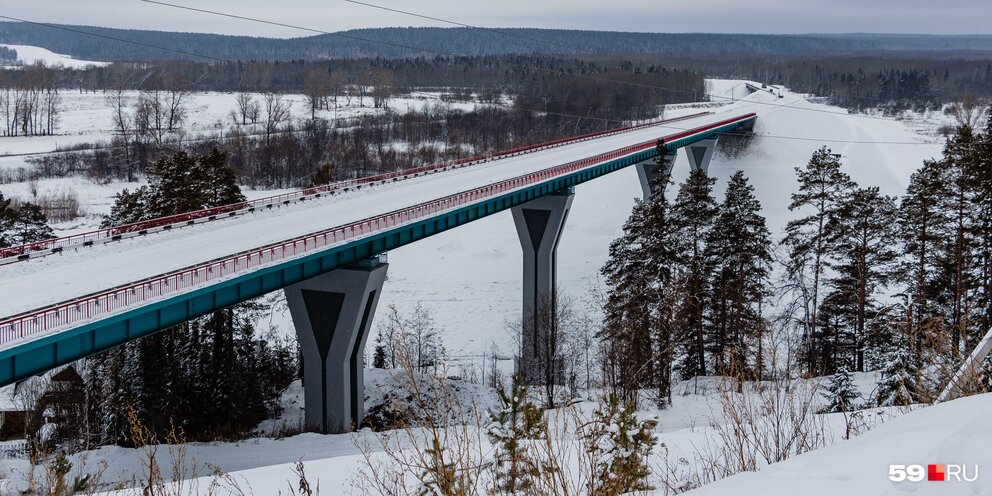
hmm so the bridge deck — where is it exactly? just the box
[0,110,756,362]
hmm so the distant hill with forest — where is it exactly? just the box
[2,22,992,62]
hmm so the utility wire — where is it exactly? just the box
[0,14,227,62]
[0,9,944,162]
[342,0,592,54]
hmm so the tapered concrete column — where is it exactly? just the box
[284,258,388,434]
[512,189,573,384]
[686,138,718,174]
[635,150,677,199]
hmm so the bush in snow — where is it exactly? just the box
[582,394,657,495]
[820,368,860,413]
[486,373,545,494]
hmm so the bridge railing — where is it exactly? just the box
[0,113,756,346]
[0,112,713,265]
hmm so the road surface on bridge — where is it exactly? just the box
[0,106,756,344]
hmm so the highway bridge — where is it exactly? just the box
[0,108,757,433]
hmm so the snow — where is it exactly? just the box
[0,44,107,69]
[678,393,992,496]
[0,90,487,163]
[0,79,971,494]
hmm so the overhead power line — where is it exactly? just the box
[342,0,591,54]
[0,14,227,62]
[0,8,946,163]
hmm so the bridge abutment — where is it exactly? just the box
[284,258,388,434]
[512,189,573,385]
[635,150,678,199]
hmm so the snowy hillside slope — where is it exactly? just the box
[679,392,992,496]
[0,44,107,69]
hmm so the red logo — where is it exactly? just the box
[928,464,945,482]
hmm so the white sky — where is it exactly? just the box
[5,0,991,37]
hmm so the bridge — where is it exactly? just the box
[0,109,757,433]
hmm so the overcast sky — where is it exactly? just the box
[7,0,992,37]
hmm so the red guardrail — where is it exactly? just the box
[0,112,712,263]
[0,113,755,346]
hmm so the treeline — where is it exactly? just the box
[4,22,992,61]
[15,56,703,188]
[596,122,992,409]
[675,55,992,112]
[0,46,16,61]
[0,63,62,136]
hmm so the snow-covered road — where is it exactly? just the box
[0,106,744,321]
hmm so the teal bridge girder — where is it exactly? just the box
[0,113,757,386]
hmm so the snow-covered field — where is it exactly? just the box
[0,44,107,70]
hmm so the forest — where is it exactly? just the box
[3,22,992,61]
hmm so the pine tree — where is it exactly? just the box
[670,169,718,379]
[933,126,982,355]
[898,160,949,361]
[0,193,54,246]
[877,346,921,407]
[820,367,860,413]
[486,374,544,494]
[372,332,388,369]
[102,188,150,227]
[583,395,656,495]
[822,187,899,372]
[84,148,295,445]
[783,147,856,375]
[704,171,772,377]
[600,177,681,405]
[974,118,992,337]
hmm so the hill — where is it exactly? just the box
[2,22,992,61]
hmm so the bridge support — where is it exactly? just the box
[284,258,388,434]
[686,138,718,174]
[635,150,678,199]
[512,188,573,384]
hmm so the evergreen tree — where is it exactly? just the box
[84,148,294,445]
[704,171,772,377]
[372,332,388,369]
[0,193,54,247]
[783,147,855,375]
[877,346,921,407]
[820,367,860,413]
[670,169,718,379]
[583,395,656,495]
[102,188,149,228]
[822,187,899,372]
[974,118,992,337]
[600,168,681,405]
[897,160,949,361]
[486,374,544,494]
[932,126,982,355]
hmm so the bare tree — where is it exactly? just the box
[262,92,291,147]
[106,67,135,181]
[163,72,191,132]
[516,290,585,407]
[369,69,396,109]
[234,91,260,126]
[303,69,330,120]
[946,96,990,128]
